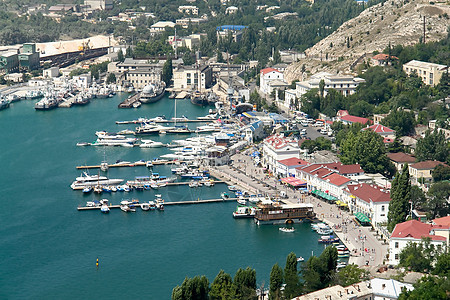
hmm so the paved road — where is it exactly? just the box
[210,152,389,267]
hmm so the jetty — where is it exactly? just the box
[115,119,213,124]
[58,96,76,108]
[118,93,140,108]
[76,160,185,169]
[77,198,238,210]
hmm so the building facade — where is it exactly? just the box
[262,135,302,172]
[295,72,365,97]
[403,60,448,86]
[173,65,212,91]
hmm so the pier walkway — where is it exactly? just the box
[118,93,140,108]
[78,198,238,210]
[76,160,188,169]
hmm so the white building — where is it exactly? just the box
[173,65,212,91]
[178,5,199,15]
[403,60,448,86]
[343,183,390,225]
[389,219,447,265]
[43,67,60,78]
[276,157,309,178]
[295,72,365,97]
[225,6,238,14]
[72,74,92,88]
[262,135,302,172]
[260,67,286,94]
[150,21,176,34]
[84,0,113,10]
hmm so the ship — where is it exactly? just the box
[0,98,10,110]
[34,97,60,110]
[139,81,166,104]
[253,203,315,225]
[190,91,208,106]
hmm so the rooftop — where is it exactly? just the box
[432,216,450,227]
[340,114,371,125]
[404,59,448,70]
[261,67,281,75]
[278,157,309,167]
[323,172,352,186]
[391,220,447,241]
[386,152,416,163]
[410,160,448,170]
[345,183,390,203]
[363,124,395,134]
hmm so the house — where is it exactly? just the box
[216,25,247,43]
[432,216,450,247]
[362,124,396,140]
[262,135,302,172]
[72,74,92,88]
[371,53,398,66]
[4,73,23,83]
[84,0,113,10]
[225,6,238,14]
[115,58,163,89]
[386,153,416,172]
[150,21,176,34]
[173,65,212,91]
[0,52,19,74]
[338,114,371,125]
[343,183,391,225]
[389,220,447,265]
[295,72,365,98]
[260,68,285,94]
[178,5,199,15]
[408,160,448,187]
[43,67,60,78]
[48,4,77,14]
[403,60,448,86]
[175,18,207,29]
[276,157,309,177]
[373,113,388,124]
[241,120,264,142]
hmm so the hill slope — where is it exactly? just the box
[284,0,449,83]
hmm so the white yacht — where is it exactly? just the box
[139,139,164,148]
[70,172,124,190]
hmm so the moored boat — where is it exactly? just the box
[232,205,256,218]
[279,227,295,233]
[139,81,166,104]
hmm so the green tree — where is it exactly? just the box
[301,256,323,293]
[232,267,257,300]
[172,275,209,300]
[340,130,395,177]
[399,276,448,300]
[336,264,368,286]
[410,185,426,211]
[426,181,450,218]
[183,51,194,66]
[416,130,449,163]
[210,270,233,300]
[319,246,338,285]
[399,240,432,272]
[106,73,116,84]
[162,58,173,86]
[117,49,124,62]
[382,109,416,136]
[217,50,224,63]
[433,252,450,277]
[432,164,450,182]
[387,164,411,232]
[284,252,301,299]
[319,79,325,98]
[125,46,133,58]
[300,137,331,153]
[269,263,283,300]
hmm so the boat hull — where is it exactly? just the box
[139,89,165,104]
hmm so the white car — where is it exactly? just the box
[320,128,328,134]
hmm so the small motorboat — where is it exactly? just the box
[149,201,157,210]
[221,192,230,200]
[77,142,90,147]
[100,199,109,205]
[109,186,117,192]
[141,203,150,211]
[237,197,246,205]
[279,227,295,233]
[228,185,238,191]
[189,181,201,188]
[101,205,110,213]
[155,195,164,211]
[82,187,92,193]
[296,256,305,262]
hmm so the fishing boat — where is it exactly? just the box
[232,206,256,218]
[279,227,295,233]
[139,81,166,103]
[149,201,157,210]
[34,96,59,110]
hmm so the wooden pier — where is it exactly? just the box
[77,198,238,210]
[118,93,141,108]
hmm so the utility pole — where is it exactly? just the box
[174,28,178,59]
[423,16,426,43]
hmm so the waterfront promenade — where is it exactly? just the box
[209,152,389,267]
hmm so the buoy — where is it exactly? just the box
[96,258,99,267]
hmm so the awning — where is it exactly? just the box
[336,200,348,207]
[280,177,307,187]
[312,190,337,202]
[354,212,371,223]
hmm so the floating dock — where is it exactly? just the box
[77,198,238,210]
[118,93,141,108]
[76,160,187,169]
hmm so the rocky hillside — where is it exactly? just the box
[284,0,449,83]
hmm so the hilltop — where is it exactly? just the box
[284,0,450,83]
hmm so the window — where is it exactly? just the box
[395,254,399,260]
[395,242,399,248]
[381,205,385,212]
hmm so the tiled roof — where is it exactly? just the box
[264,135,298,150]
[278,157,309,167]
[387,152,416,163]
[410,160,448,170]
[261,67,280,75]
[372,53,398,60]
[325,163,364,175]
[363,124,395,134]
[340,115,371,125]
[432,216,450,227]
[323,172,352,186]
[345,183,390,203]
[383,137,395,144]
[391,220,447,241]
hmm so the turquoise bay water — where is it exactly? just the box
[0,94,323,299]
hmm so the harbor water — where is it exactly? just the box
[0,93,324,299]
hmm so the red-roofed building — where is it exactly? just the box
[432,216,450,247]
[387,152,416,172]
[389,220,447,265]
[363,124,396,140]
[262,135,303,172]
[372,54,398,66]
[321,162,365,177]
[339,114,372,125]
[409,160,449,187]
[343,183,391,225]
[260,68,285,94]
[276,157,309,177]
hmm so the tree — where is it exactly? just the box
[319,79,325,98]
[301,256,323,293]
[232,267,257,300]
[340,130,395,177]
[399,240,433,272]
[399,276,448,300]
[382,109,416,136]
[117,49,124,62]
[284,252,301,299]
[210,270,233,300]
[388,164,411,232]
[269,263,283,300]
[217,50,224,63]
[106,73,116,84]
[162,58,173,86]
[183,51,194,66]
[125,46,133,58]
[410,185,426,210]
[433,252,450,277]
[426,181,450,218]
[319,246,338,285]
[336,264,368,286]
[416,130,449,163]
[300,137,331,153]
[172,275,209,300]
[432,164,450,182]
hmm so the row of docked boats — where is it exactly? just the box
[85,195,165,213]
